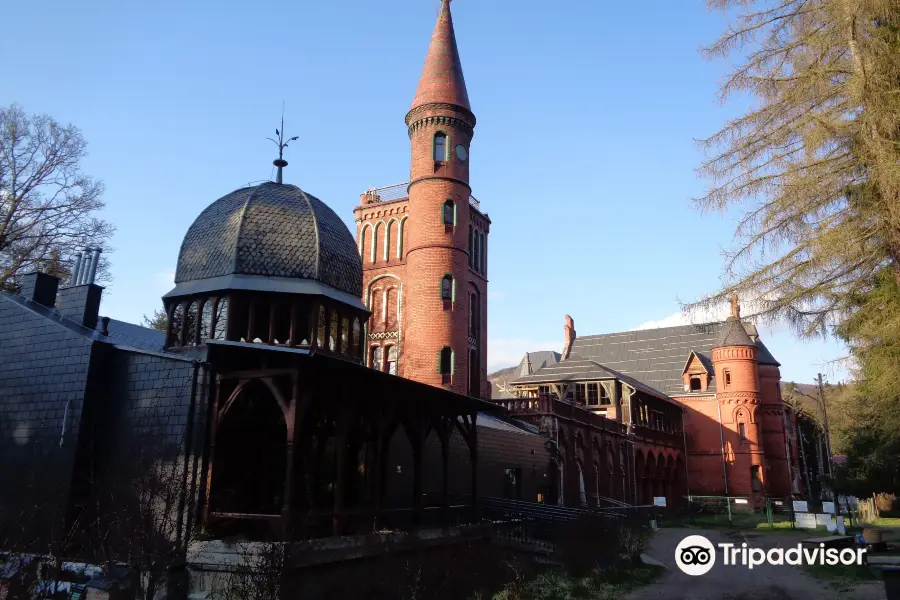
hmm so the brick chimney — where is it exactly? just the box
[56,247,104,330]
[20,272,61,308]
[561,314,576,360]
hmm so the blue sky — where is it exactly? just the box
[2,0,848,385]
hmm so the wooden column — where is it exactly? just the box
[268,301,278,344]
[288,299,300,346]
[202,377,223,524]
[282,377,310,540]
[332,403,354,537]
[247,298,257,342]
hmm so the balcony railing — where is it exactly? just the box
[362,182,481,211]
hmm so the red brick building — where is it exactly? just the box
[354,0,490,399]
[501,300,804,503]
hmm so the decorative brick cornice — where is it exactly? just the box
[712,346,758,361]
[718,391,759,404]
[368,331,399,341]
[405,103,476,129]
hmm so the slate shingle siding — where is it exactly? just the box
[0,295,94,546]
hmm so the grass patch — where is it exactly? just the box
[870,517,900,529]
[489,565,665,600]
[802,563,880,592]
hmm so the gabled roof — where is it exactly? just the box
[510,354,675,404]
[517,350,561,377]
[681,350,713,375]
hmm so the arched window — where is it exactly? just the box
[480,232,487,273]
[386,345,397,374]
[433,132,447,161]
[469,291,479,338]
[341,317,350,354]
[200,300,213,340]
[351,318,361,356]
[316,306,327,347]
[472,230,480,272]
[184,302,199,346]
[359,225,367,257]
[168,304,185,347]
[372,222,383,263]
[440,274,455,303]
[397,217,407,259]
[468,225,474,266]
[577,462,587,507]
[439,346,453,384]
[329,310,338,351]
[213,297,228,340]
[371,346,383,370]
[384,221,393,261]
[442,200,455,227]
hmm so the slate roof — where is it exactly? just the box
[716,316,755,347]
[565,321,780,397]
[103,318,166,352]
[509,355,676,404]
[517,350,561,377]
[174,182,362,298]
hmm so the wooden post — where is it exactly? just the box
[440,421,450,525]
[247,297,257,342]
[202,377,222,524]
[269,301,278,344]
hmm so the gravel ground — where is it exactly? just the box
[621,527,887,600]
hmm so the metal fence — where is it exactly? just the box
[681,495,861,529]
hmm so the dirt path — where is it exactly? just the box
[623,528,885,600]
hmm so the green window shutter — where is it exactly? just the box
[453,202,458,226]
[450,350,455,375]
[437,349,442,374]
[451,278,456,303]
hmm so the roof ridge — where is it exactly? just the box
[296,186,321,281]
[575,320,724,340]
[231,185,262,273]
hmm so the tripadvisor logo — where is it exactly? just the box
[675,535,867,576]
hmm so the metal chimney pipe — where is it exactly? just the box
[79,252,92,285]
[70,252,84,286]
[87,247,101,284]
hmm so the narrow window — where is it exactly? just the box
[472,229,480,272]
[200,300,213,340]
[724,369,731,387]
[587,383,599,406]
[480,232,487,274]
[341,317,350,354]
[575,383,586,405]
[316,305,327,347]
[168,304,185,347]
[468,225,474,266]
[386,345,398,374]
[212,297,228,340]
[184,302,199,346]
[739,422,747,441]
[351,318,361,356]
[439,346,453,384]
[442,199,455,227]
[750,465,762,492]
[329,310,338,351]
[371,346,383,370]
[469,292,478,337]
[690,376,702,391]
[441,275,454,303]
[433,132,447,161]
[359,225,367,257]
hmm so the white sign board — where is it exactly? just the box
[822,501,835,514]
[816,514,834,528]
[836,516,846,535]
[793,500,809,513]
[734,498,748,505]
[796,513,818,529]
[653,496,666,507]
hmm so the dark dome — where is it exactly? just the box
[714,316,755,348]
[174,182,362,298]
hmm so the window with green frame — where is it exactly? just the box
[433,132,448,162]
[440,274,456,303]
[438,346,454,382]
[442,199,457,227]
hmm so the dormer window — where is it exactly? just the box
[433,132,447,162]
[690,376,702,392]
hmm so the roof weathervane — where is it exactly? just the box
[268,104,298,184]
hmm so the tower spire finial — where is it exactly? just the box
[731,293,741,319]
[267,103,298,184]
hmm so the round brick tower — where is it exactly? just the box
[403,0,478,393]
[711,296,766,498]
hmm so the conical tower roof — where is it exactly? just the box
[410,0,471,111]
